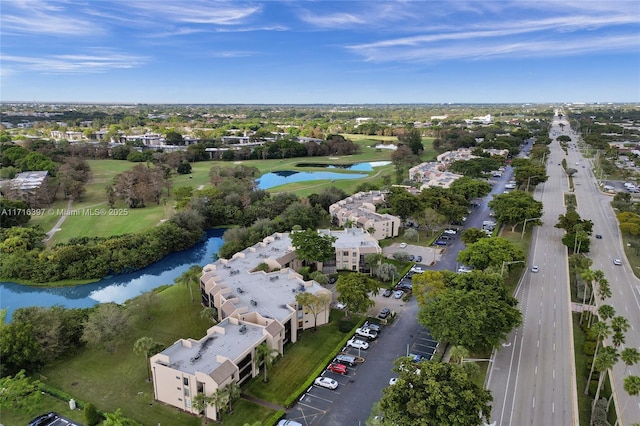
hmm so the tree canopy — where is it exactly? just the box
[457,237,525,272]
[488,190,543,232]
[336,272,379,318]
[289,229,336,265]
[378,359,493,426]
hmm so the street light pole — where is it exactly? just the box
[521,217,541,240]
[501,260,525,276]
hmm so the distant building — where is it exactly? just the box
[329,191,401,240]
[409,162,463,190]
[2,171,54,206]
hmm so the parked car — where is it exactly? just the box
[314,377,338,390]
[443,229,457,235]
[399,242,407,248]
[457,265,473,273]
[389,377,398,385]
[434,240,447,246]
[408,255,415,261]
[327,363,348,375]
[355,327,378,339]
[411,266,423,273]
[394,290,404,299]
[363,321,381,332]
[278,420,303,426]
[382,288,393,297]
[347,338,369,349]
[334,302,346,310]
[334,354,357,366]
[377,307,391,319]
[415,255,422,262]
[328,276,338,284]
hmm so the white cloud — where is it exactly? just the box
[1,0,102,36]
[125,1,262,25]
[2,51,149,73]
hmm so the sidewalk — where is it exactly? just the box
[241,393,288,412]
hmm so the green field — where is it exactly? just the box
[22,283,277,426]
[28,137,434,243]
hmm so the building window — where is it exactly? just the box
[343,251,348,256]
[183,377,189,386]
[184,388,190,397]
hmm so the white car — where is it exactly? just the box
[411,266,423,273]
[389,377,398,385]
[314,377,338,390]
[347,338,369,350]
[531,266,539,273]
[355,327,378,339]
[393,290,404,299]
[443,229,457,235]
[613,258,622,266]
[399,242,407,248]
[335,302,346,310]
[457,266,473,273]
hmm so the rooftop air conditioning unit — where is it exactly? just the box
[239,325,247,334]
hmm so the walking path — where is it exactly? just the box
[44,199,72,241]
[240,393,288,412]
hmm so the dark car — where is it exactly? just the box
[382,288,393,297]
[28,413,57,426]
[328,276,338,284]
[434,240,447,246]
[378,307,391,319]
[595,234,602,239]
[408,255,415,261]
[416,255,422,262]
[363,320,381,332]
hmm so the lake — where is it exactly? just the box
[257,161,390,189]
[0,229,225,320]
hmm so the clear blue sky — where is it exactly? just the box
[2,1,639,104]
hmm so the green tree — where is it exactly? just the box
[255,342,279,383]
[84,402,101,426]
[200,307,218,324]
[364,253,385,276]
[489,190,543,232]
[621,347,640,375]
[223,381,241,414]
[290,229,336,267]
[133,336,162,382]
[379,359,492,426]
[449,346,469,365]
[295,291,331,331]
[0,316,42,376]
[0,370,42,414]
[449,176,492,201]
[592,346,618,407]
[336,272,379,318]
[101,408,142,426]
[192,392,215,424]
[460,228,489,244]
[403,227,419,242]
[457,237,525,271]
[585,321,611,394]
[621,375,640,422]
[0,199,31,227]
[397,127,424,155]
[417,278,521,352]
[387,188,423,222]
[165,130,185,145]
[81,303,131,352]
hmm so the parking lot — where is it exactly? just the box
[284,338,377,425]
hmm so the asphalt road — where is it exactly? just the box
[487,114,579,426]
[570,130,640,425]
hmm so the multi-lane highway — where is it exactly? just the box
[487,113,579,426]
[570,124,640,425]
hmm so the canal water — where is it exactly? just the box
[0,229,225,320]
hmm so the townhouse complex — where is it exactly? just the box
[150,228,381,421]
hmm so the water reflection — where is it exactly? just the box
[0,229,225,320]
[257,171,368,189]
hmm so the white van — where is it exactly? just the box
[278,420,303,426]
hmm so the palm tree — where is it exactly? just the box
[133,336,160,382]
[617,375,640,426]
[611,331,625,348]
[579,268,596,325]
[611,316,630,334]
[597,278,611,301]
[592,346,619,412]
[200,307,218,325]
[255,343,279,383]
[178,265,202,303]
[621,348,640,375]
[598,304,616,322]
[449,346,469,365]
[584,321,611,394]
[192,392,215,425]
[223,382,241,414]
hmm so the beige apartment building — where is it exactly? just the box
[329,190,401,240]
[150,229,380,421]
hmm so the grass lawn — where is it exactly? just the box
[573,313,592,426]
[37,283,212,426]
[0,392,86,426]
[245,310,357,405]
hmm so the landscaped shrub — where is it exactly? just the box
[84,402,101,426]
[583,341,596,356]
[588,379,599,396]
